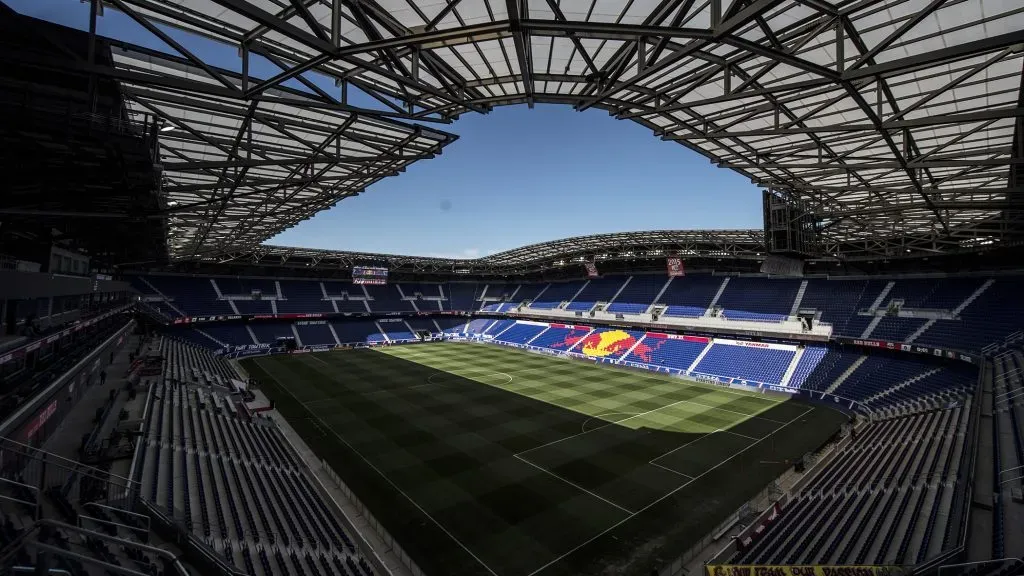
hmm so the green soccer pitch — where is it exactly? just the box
[241,342,848,576]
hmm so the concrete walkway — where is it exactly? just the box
[43,334,142,461]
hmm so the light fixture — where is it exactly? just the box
[160,124,177,132]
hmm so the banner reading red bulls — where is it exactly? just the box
[584,262,599,278]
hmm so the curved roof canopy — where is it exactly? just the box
[216,229,766,273]
[44,0,1024,259]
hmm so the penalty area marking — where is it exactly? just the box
[580,412,642,433]
[426,371,513,387]
[525,405,815,576]
[513,454,635,515]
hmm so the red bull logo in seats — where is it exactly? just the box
[580,330,637,358]
[549,328,592,350]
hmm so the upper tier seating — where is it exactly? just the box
[135,274,1024,352]
[716,277,800,316]
[362,285,415,313]
[446,283,477,311]
[477,283,513,302]
[869,316,928,341]
[278,280,335,314]
[145,276,234,316]
[565,277,629,311]
[509,283,547,302]
[658,275,723,312]
[884,278,985,309]
[529,281,587,310]
[915,277,1024,351]
[607,275,664,314]
[217,278,277,316]
[800,279,888,336]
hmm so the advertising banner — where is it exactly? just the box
[584,262,599,278]
[707,566,907,576]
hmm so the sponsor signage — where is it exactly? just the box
[377,318,405,323]
[844,338,973,364]
[694,374,725,386]
[715,338,795,351]
[707,567,906,576]
[173,315,242,324]
[584,262,599,278]
[766,385,798,394]
[25,400,58,439]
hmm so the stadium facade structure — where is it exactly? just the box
[1,0,1023,267]
[1,3,1024,576]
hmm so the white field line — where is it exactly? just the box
[307,354,332,366]
[254,358,500,576]
[384,343,787,423]
[513,454,635,515]
[648,432,717,465]
[717,428,762,441]
[365,348,791,452]
[649,461,694,479]
[515,396,715,457]
[488,342,787,405]
[526,405,815,576]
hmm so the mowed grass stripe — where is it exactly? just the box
[243,343,848,576]
[381,343,787,432]
[250,350,635,575]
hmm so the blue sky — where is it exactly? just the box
[11,0,764,258]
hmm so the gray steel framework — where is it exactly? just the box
[29,0,1024,260]
[212,229,766,273]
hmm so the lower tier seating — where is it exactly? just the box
[733,404,969,566]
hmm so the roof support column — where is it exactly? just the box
[87,0,99,113]
[332,0,343,46]
[835,22,844,73]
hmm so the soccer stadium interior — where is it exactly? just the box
[0,1,1023,576]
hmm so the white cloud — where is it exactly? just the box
[426,248,491,259]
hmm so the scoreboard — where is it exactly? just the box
[352,266,389,285]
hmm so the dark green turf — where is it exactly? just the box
[242,342,848,576]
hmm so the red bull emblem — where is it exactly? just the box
[630,340,659,363]
[580,330,636,358]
